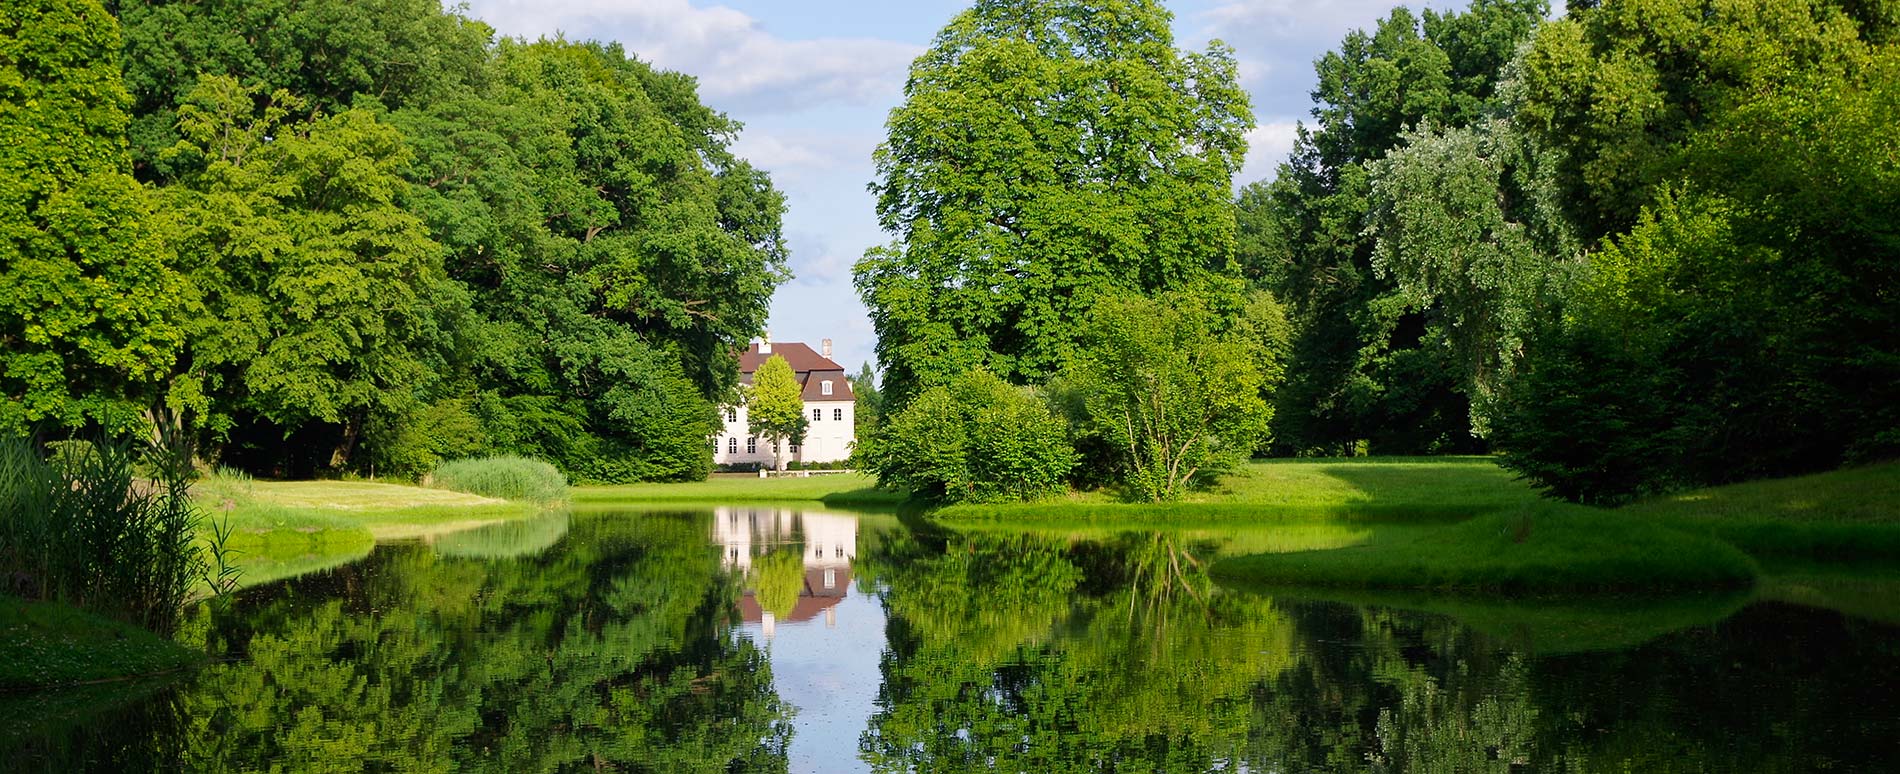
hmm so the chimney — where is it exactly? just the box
[759,329,771,355]
[822,338,833,358]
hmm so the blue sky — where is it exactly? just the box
[460,0,1458,373]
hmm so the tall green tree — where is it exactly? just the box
[0,0,188,434]
[1482,0,1900,503]
[155,76,450,470]
[747,354,805,472]
[1236,0,1546,454]
[857,0,1253,405]
[391,38,786,482]
[847,362,884,434]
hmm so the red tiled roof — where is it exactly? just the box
[738,342,855,401]
[738,342,841,374]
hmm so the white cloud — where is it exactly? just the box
[783,231,854,288]
[1238,120,1300,185]
[729,133,827,171]
[463,0,922,114]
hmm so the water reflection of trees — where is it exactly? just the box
[11,513,792,772]
[860,531,1296,772]
[858,530,1900,773]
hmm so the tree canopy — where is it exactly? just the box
[2,0,790,482]
[747,354,805,472]
[857,0,1254,404]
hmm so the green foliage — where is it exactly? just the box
[1237,1,1548,455]
[1060,287,1280,501]
[428,455,568,503]
[857,0,1254,404]
[0,0,188,433]
[1514,0,1876,239]
[862,370,1075,503]
[157,75,449,469]
[747,355,806,472]
[847,361,883,435]
[0,436,204,635]
[1366,119,1577,430]
[33,0,792,481]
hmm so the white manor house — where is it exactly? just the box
[713,336,856,467]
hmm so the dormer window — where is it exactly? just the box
[821,380,833,396]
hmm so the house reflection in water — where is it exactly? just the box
[713,507,857,639]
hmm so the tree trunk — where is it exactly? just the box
[330,415,360,471]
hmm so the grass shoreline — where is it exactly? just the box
[943,459,1900,595]
[574,472,906,507]
[0,595,201,691]
[193,476,555,589]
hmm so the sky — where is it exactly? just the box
[459,0,1460,374]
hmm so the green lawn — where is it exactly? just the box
[0,595,200,690]
[1622,462,1900,560]
[575,472,904,506]
[939,457,1900,596]
[937,457,1545,522]
[192,475,546,588]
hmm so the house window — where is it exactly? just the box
[727,437,737,454]
[823,568,837,589]
[822,380,833,396]
[790,442,800,453]
[746,437,756,454]
[833,408,843,421]
[812,407,822,421]
[726,408,737,423]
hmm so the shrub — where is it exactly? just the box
[861,370,1074,503]
[1061,288,1277,501]
[428,455,568,502]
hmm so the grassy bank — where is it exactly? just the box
[940,457,1898,595]
[574,472,906,507]
[1623,462,1900,560]
[193,475,546,587]
[0,596,200,691]
[936,457,1544,522]
[1210,504,1759,593]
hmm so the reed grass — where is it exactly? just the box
[0,436,212,635]
[428,455,568,502]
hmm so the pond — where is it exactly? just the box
[6,505,1900,771]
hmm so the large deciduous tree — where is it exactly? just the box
[857,0,1253,405]
[0,0,188,434]
[746,355,805,472]
[156,76,449,470]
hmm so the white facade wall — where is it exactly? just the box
[712,399,855,466]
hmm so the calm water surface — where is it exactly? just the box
[6,505,1900,772]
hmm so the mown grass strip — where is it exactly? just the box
[574,473,905,505]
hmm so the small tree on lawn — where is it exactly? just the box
[749,354,806,471]
[1066,287,1277,501]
